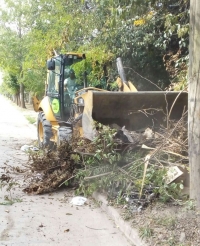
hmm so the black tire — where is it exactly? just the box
[37,112,53,148]
[57,126,72,146]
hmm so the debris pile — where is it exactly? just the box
[23,143,79,194]
[20,108,188,207]
[73,112,189,209]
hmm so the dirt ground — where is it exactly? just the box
[117,200,200,246]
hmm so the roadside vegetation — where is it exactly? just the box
[25,115,36,124]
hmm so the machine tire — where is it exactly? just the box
[57,126,72,146]
[37,111,53,148]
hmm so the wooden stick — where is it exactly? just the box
[84,172,112,180]
[139,154,151,199]
[155,131,186,149]
[58,175,76,187]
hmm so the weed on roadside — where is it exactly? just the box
[25,115,36,124]
[155,216,176,230]
[184,199,196,211]
[139,225,153,239]
[0,172,22,205]
[0,196,23,205]
[166,236,176,246]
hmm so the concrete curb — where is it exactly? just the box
[92,192,148,246]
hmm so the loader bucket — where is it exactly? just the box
[82,91,188,140]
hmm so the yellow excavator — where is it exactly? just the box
[33,52,187,148]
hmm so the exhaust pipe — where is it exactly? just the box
[116,57,128,86]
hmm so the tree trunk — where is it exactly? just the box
[20,83,26,108]
[189,0,200,207]
[15,93,20,106]
[28,91,33,104]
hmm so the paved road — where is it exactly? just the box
[0,95,132,246]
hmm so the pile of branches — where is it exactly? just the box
[21,106,188,199]
[0,142,81,196]
[23,143,80,194]
[73,111,188,208]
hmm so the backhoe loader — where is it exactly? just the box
[33,52,187,148]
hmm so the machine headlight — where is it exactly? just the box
[77,97,84,105]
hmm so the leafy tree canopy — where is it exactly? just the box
[0,0,189,97]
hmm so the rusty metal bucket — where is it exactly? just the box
[81,91,188,140]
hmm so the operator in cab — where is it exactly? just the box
[64,69,76,99]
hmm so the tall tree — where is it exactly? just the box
[189,0,200,207]
[0,0,30,107]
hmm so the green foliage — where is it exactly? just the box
[25,115,36,124]
[158,182,184,203]
[0,0,31,101]
[184,199,196,211]
[72,46,114,88]
[0,197,22,206]
[139,226,153,239]
[145,166,184,202]
[0,175,20,204]
[75,123,121,195]
[0,0,189,95]
[22,69,45,97]
[70,154,81,164]
[74,123,184,204]
[92,123,118,159]
[0,73,20,95]
[155,216,176,230]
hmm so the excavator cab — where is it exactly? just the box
[34,53,87,147]
[46,53,86,122]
